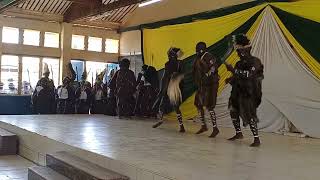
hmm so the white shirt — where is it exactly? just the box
[58,87,68,99]
[95,90,103,101]
[80,90,87,100]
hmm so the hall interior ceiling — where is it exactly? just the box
[0,0,143,29]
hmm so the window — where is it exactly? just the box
[23,29,40,46]
[105,39,119,53]
[71,60,84,82]
[2,27,19,44]
[88,37,102,52]
[0,55,19,94]
[106,63,119,83]
[43,58,60,87]
[22,57,40,95]
[86,61,108,84]
[44,32,59,48]
[72,35,85,50]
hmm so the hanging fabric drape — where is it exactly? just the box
[272,1,320,23]
[270,8,320,79]
[143,5,266,70]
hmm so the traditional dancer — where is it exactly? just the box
[152,47,186,132]
[91,71,107,114]
[109,59,136,118]
[134,65,159,117]
[56,63,76,114]
[75,70,92,114]
[192,42,220,137]
[225,34,264,147]
[56,77,76,114]
[32,63,55,114]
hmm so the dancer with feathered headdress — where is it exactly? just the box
[75,68,92,114]
[225,34,264,147]
[152,47,186,133]
[32,63,55,114]
[56,62,76,114]
[91,69,108,114]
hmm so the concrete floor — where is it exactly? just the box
[0,115,319,180]
[0,155,34,180]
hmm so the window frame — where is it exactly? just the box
[88,36,103,52]
[44,32,60,48]
[2,27,19,44]
[23,29,41,46]
[71,34,85,50]
[105,39,119,53]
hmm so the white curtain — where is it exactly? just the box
[215,8,320,138]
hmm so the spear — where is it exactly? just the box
[50,65,54,80]
[27,69,33,93]
[75,66,79,82]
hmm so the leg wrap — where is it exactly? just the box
[249,118,259,137]
[177,113,183,126]
[198,108,206,126]
[230,110,241,133]
[208,109,217,128]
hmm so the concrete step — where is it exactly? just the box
[0,128,18,155]
[28,166,70,180]
[46,151,129,180]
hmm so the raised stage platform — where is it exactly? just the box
[0,115,319,180]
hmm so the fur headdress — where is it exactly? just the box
[168,47,184,59]
[96,69,107,84]
[82,68,88,81]
[233,34,251,50]
[43,63,50,75]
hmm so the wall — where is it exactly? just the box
[120,30,141,56]
[119,30,142,75]
[122,0,253,27]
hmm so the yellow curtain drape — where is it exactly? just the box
[272,1,320,23]
[270,8,320,79]
[143,4,266,70]
[166,9,265,120]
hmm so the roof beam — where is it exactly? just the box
[0,0,28,13]
[64,0,145,22]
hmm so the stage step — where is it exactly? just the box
[0,128,18,155]
[28,166,70,180]
[46,151,129,180]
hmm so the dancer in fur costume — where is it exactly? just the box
[225,34,264,147]
[109,59,136,118]
[192,42,220,137]
[75,69,92,114]
[152,47,186,133]
[32,63,55,114]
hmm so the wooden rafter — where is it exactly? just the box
[64,0,145,22]
[0,0,28,13]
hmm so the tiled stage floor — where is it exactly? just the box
[0,115,319,180]
[0,155,34,180]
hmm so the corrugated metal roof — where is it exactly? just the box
[17,0,72,15]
